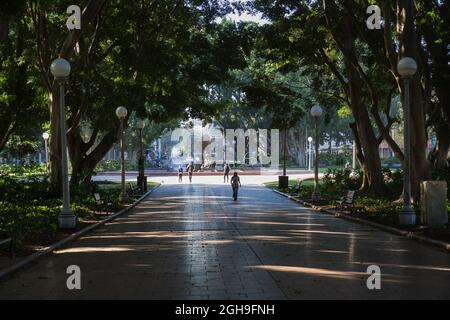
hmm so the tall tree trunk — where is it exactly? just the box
[287,127,306,167]
[68,129,119,187]
[328,133,332,153]
[397,0,430,199]
[419,0,450,169]
[432,87,450,168]
[347,61,386,196]
[341,14,386,196]
[48,0,107,189]
[0,122,15,152]
[323,1,387,196]
[430,122,450,169]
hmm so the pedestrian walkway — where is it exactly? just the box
[0,184,449,299]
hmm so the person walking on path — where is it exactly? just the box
[187,162,194,183]
[178,166,184,183]
[230,172,241,201]
[224,163,230,183]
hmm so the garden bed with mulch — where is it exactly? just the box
[265,173,450,247]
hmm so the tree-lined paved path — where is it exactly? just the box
[1,183,449,299]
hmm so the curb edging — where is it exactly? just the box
[0,184,161,280]
[272,189,450,252]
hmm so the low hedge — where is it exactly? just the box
[0,173,133,245]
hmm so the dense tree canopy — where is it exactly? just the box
[0,0,449,196]
[247,0,449,197]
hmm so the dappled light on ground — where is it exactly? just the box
[1,183,449,299]
[248,265,365,280]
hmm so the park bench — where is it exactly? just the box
[336,190,365,214]
[93,193,114,214]
[0,237,14,259]
[127,183,141,197]
[289,179,303,196]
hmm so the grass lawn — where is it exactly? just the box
[264,178,326,202]
[264,178,318,190]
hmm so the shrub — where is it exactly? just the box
[95,159,138,172]
[319,152,352,167]
[298,184,315,199]
[322,168,362,200]
[0,175,53,203]
[381,157,401,167]
[0,170,124,244]
[383,168,403,198]
[0,164,46,177]
[432,166,450,198]
[355,197,403,214]
[321,168,404,200]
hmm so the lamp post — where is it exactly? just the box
[397,57,418,226]
[283,129,288,176]
[308,137,313,171]
[42,132,49,173]
[233,139,236,167]
[50,58,76,229]
[116,106,129,203]
[310,105,323,202]
[223,130,226,164]
[136,119,147,193]
[278,129,289,189]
